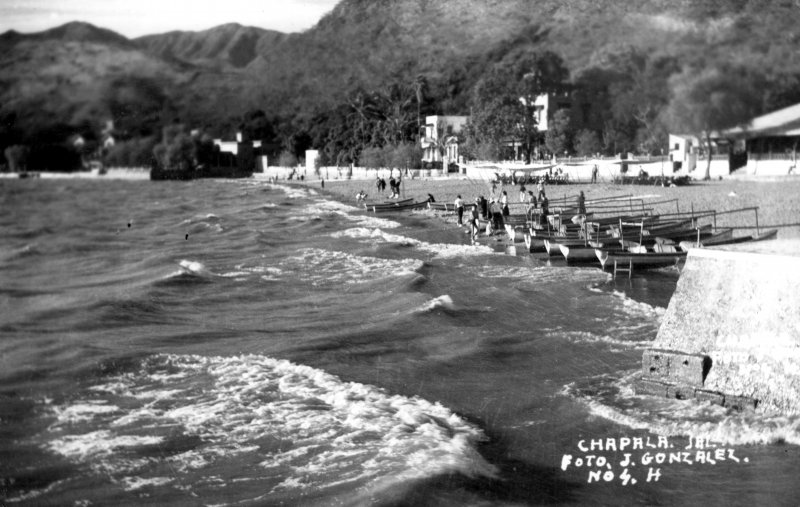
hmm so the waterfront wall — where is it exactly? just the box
[645,241,800,414]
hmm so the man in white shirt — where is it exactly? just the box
[454,195,464,226]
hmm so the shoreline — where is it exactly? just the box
[296,177,800,240]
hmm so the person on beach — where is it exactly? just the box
[500,191,509,217]
[591,164,598,183]
[489,199,504,234]
[469,204,480,240]
[519,183,526,202]
[537,180,545,201]
[356,190,367,203]
[427,193,436,203]
[454,195,464,226]
[478,195,488,220]
[526,190,537,217]
[540,195,549,226]
[376,176,382,194]
[577,191,586,216]
[388,177,397,198]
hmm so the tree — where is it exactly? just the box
[411,74,428,128]
[574,130,602,157]
[544,109,573,157]
[153,125,196,174]
[468,52,569,163]
[667,66,763,180]
[4,145,29,172]
[277,150,298,167]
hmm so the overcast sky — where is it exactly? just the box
[0,0,341,37]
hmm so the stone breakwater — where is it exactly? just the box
[638,240,800,414]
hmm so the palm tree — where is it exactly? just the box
[411,74,427,129]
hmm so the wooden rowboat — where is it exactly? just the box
[368,199,429,213]
[595,248,687,272]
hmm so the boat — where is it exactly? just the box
[595,247,687,273]
[560,242,617,263]
[678,228,778,251]
[367,198,431,213]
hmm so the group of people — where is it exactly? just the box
[454,180,561,240]
[375,175,403,199]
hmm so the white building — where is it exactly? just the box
[214,132,261,156]
[420,115,469,166]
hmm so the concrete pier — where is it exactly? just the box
[638,240,800,414]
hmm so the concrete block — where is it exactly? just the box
[642,349,710,387]
[666,384,696,400]
[694,389,725,406]
[634,378,669,397]
[642,349,671,379]
[669,353,711,387]
[724,395,759,412]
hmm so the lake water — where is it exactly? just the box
[1,178,798,506]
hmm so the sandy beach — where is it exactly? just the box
[300,176,800,239]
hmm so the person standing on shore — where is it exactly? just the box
[376,176,382,195]
[454,195,464,226]
[489,199,504,234]
[469,204,480,240]
[537,179,545,201]
[526,190,537,218]
[577,191,586,216]
[540,195,549,226]
[500,191,509,217]
[591,165,598,183]
[519,183,526,202]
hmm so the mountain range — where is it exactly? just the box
[2,0,800,146]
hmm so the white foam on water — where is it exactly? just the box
[219,264,282,279]
[279,248,423,286]
[50,402,120,423]
[47,430,164,461]
[571,373,800,447]
[271,183,311,199]
[556,330,652,349]
[40,354,497,497]
[418,295,456,312]
[477,264,611,285]
[178,259,210,276]
[120,476,174,491]
[348,214,402,229]
[609,289,666,320]
[332,228,495,257]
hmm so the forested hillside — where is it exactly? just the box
[2,0,800,171]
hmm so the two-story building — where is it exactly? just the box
[420,115,469,168]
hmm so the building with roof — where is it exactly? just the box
[717,102,800,176]
[420,115,469,168]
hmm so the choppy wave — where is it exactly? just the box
[557,330,652,349]
[271,183,314,200]
[333,228,495,257]
[40,354,497,499]
[567,373,800,447]
[417,295,456,312]
[156,260,216,286]
[279,248,423,286]
[1,243,42,262]
[479,264,612,285]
